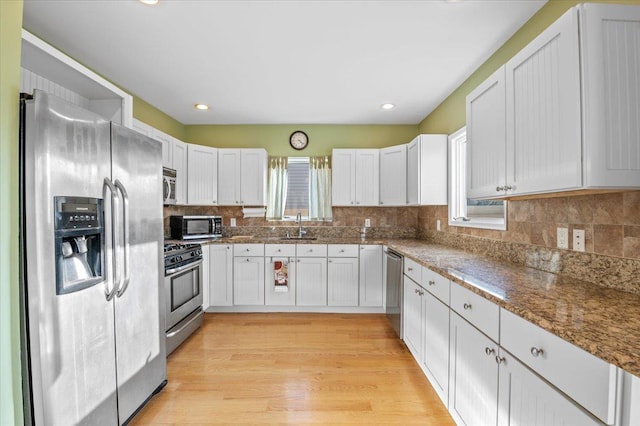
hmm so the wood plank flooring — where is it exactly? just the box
[130,313,454,425]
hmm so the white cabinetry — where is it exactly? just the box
[403,276,424,362]
[200,244,210,310]
[218,148,267,206]
[233,244,265,306]
[151,129,175,170]
[264,244,296,306]
[172,139,188,205]
[296,245,328,306]
[327,245,359,307]
[331,149,379,206]
[358,245,383,307]
[379,145,407,206]
[209,244,233,307]
[422,290,450,406]
[406,135,448,205]
[187,144,218,205]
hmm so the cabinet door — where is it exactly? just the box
[422,292,449,407]
[581,3,640,188]
[150,128,174,169]
[403,277,424,362]
[359,245,383,307]
[218,149,241,205]
[233,257,265,305]
[355,149,380,206]
[210,245,233,307]
[406,138,420,205]
[172,139,188,205]
[265,256,296,306]
[240,149,267,206]
[466,66,507,199]
[187,144,218,205]
[296,257,327,306]
[449,312,499,426]
[505,8,581,196]
[327,257,359,307]
[379,145,407,206]
[419,135,448,205]
[332,149,355,206]
[497,350,601,426]
[201,244,210,310]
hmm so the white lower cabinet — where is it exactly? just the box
[296,257,327,306]
[497,349,601,425]
[327,257,359,307]
[422,292,449,407]
[200,244,210,310]
[448,312,499,426]
[233,256,265,305]
[359,245,383,307]
[265,244,296,306]
[403,276,424,361]
[209,244,233,307]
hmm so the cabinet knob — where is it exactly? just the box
[495,355,506,365]
[328,260,333,263]
[226,246,230,250]
[428,280,435,286]
[407,267,413,272]
[356,202,360,205]
[496,186,504,192]
[246,258,250,262]
[213,200,217,204]
[379,202,383,205]
[277,249,281,252]
[463,303,472,310]
[241,200,244,203]
[530,347,544,357]
[485,347,495,356]
[339,249,344,253]
[246,248,250,252]
[504,185,513,191]
[350,201,354,205]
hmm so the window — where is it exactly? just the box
[283,157,309,219]
[448,127,506,230]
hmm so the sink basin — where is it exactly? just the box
[279,236,318,241]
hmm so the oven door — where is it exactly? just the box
[165,260,203,331]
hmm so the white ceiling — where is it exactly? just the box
[22,0,546,125]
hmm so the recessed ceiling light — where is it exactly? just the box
[380,103,395,110]
[139,0,159,5]
[194,104,209,111]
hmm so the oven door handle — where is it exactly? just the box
[165,259,203,276]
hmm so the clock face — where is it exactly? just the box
[290,131,308,150]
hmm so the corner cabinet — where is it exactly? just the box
[379,145,407,206]
[172,139,188,205]
[218,148,267,206]
[467,3,640,199]
[187,144,218,205]
[331,149,379,206]
[358,245,383,307]
[406,135,448,205]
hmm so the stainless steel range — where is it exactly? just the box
[164,243,204,355]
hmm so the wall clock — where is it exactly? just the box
[289,130,309,150]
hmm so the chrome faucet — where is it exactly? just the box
[296,211,307,238]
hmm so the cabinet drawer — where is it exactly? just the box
[327,244,359,257]
[403,257,422,283]
[296,244,328,258]
[264,244,295,257]
[234,243,264,257]
[500,309,617,424]
[450,282,499,342]
[421,267,450,305]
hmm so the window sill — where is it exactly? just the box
[448,217,506,231]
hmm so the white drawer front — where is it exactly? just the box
[233,243,265,257]
[421,267,450,306]
[265,244,296,257]
[450,282,499,342]
[327,244,359,257]
[500,309,617,424]
[403,257,422,283]
[296,244,328,258]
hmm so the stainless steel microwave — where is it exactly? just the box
[163,167,176,205]
[169,215,223,240]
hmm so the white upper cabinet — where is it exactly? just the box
[406,135,448,205]
[172,139,188,205]
[218,148,267,206]
[187,144,218,205]
[332,149,379,206]
[379,145,407,206]
[131,119,173,169]
[467,4,640,198]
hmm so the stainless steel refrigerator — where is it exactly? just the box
[20,90,167,425]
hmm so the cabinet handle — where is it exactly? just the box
[485,347,495,356]
[530,347,544,357]
[246,248,250,252]
[226,246,230,250]
[350,201,354,205]
[504,185,513,191]
[241,200,244,203]
[213,200,217,204]
[339,249,344,253]
[297,259,300,263]
[407,267,413,272]
[495,355,506,365]
[380,202,383,205]
[463,303,472,310]
[277,249,281,252]
[246,258,250,262]
[428,280,435,286]
[496,186,504,192]
[328,260,333,263]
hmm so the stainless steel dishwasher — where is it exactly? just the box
[385,249,403,338]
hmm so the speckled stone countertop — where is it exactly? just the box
[386,239,640,378]
[165,237,387,245]
[167,236,640,377]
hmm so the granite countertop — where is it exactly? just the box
[167,236,640,377]
[166,237,387,245]
[386,239,640,378]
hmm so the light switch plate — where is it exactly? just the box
[364,218,371,227]
[230,218,236,227]
[557,227,569,249]
[573,229,585,252]
[436,220,441,231]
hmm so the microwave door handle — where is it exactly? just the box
[103,178,119,301]
[115,180,131,297]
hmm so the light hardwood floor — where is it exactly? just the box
[130,313,454,425]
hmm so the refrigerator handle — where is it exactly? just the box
[103,178,119,301]
[115,179,131,297]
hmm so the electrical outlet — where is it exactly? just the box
[230,218,236,227]
[573,229,585,252]
[436,220,441,231]
[364,218,371,227]
[557,227,569,249]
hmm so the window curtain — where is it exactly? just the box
[309,156,332,221]
[266,157,288,220]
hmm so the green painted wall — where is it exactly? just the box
[0,1,24,424]
[419,0,640,134]
[186,124,419,156]
[133,97,187,141]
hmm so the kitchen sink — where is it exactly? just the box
[279,236,318,241]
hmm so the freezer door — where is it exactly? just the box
[23,90,118,425]
[110,123,167,423]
